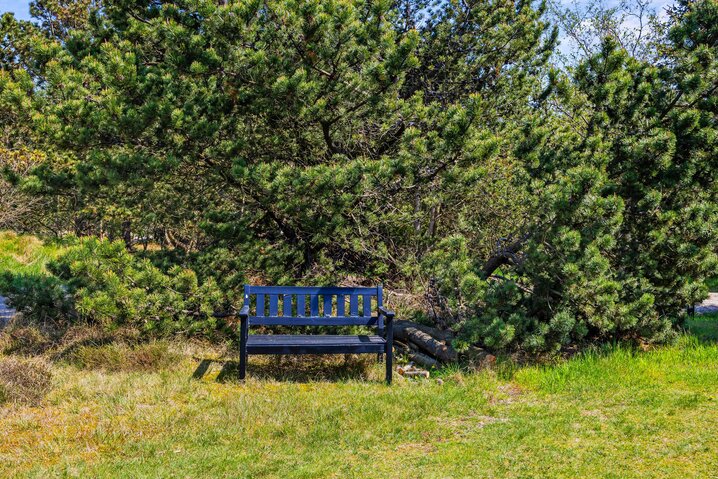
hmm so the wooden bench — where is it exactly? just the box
[238,285,395,383]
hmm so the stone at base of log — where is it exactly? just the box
[467,346,497,368]
[397,363,430,378]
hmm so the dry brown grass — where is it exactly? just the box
[67,341,182,372]
[0,356,53,406]
[0,324,52,356]
[48,324,140,360]
[0,321,142,358]
[0,321,183,375]
[2,338,717,478]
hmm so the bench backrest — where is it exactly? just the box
[243,285,384,329]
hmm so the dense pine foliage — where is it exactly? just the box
[1,0,716,352]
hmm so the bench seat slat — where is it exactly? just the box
[247,334,385,344]
[246,334,385,355]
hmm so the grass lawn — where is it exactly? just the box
[1,324,717,478]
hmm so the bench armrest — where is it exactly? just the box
[378,306,395,320]
[239,305,250,320]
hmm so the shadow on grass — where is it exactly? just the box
[193,354,380,383]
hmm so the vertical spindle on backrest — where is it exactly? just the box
[323,294,333,317]
[362,294,372,317]
[283,294,292,316]
[296,294,305,317]
[337,294,345,316]
[310,294,319,316]
[269,295,279,316]
[349,294,359,316]
[377,285,384,334]
[256,293,265,316]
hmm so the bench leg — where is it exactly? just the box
[239,350,247,380]
[239,318,248,380]
[385,323,393,385]
[377,353,383,363]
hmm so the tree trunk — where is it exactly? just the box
[480,237,525,279]
[122,220,132,249]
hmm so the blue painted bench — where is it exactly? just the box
[238,285,395,383]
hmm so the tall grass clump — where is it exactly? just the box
[0,356,53,406]
[67,342,182,372]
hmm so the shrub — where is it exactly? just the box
[53,238,226,335]
[6,237,229,337]
[1,273,74,326]
[139,246,246,307]
[0,356,53,406]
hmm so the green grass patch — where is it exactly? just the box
[686,313,718,341]
[0,231,67,291]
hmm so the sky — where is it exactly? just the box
[1,0,31,20]
[0,0,675,22]
[1,0,674,49]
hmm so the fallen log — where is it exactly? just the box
[393,320,453,342]
[393,320,457,363]
[393,338,441,368]
[408,351,439,369]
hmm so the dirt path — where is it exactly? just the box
[0,296,15,326]
[696,293,718,314]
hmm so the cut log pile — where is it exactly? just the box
[392,320,458,368]
[392,319,497,370]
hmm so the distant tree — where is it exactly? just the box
[549,0,665,64]
[29,0,99,40]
